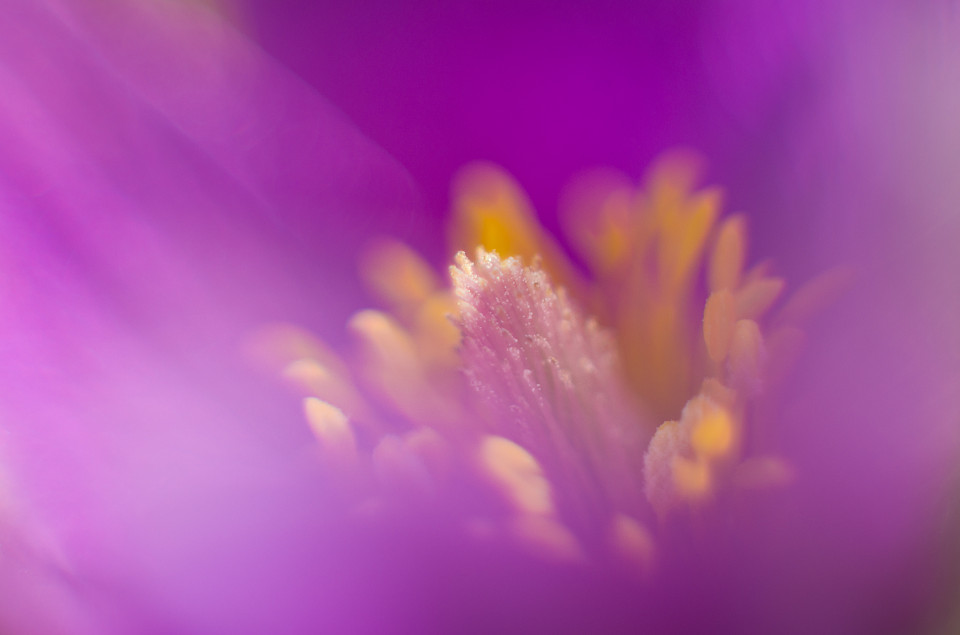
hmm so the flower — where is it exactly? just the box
[254,153,850,593]
[0,0,957,633]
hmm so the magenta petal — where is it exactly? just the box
[0,1,422,632]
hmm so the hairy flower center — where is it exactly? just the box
[453,249,649,523]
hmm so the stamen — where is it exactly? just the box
[359,238,441,310]
[479,436,555,516]
[284,358,372,423]
[690,409,735,459]
[728,319,765,396]
[349,309,458,425]
[304,397,357,466]
[709,214,747,292]
[671,456,712,500]
[704,289,736,363]
[735,277,785,320]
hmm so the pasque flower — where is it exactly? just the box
[260,154,822,564]
[0,0,958,634]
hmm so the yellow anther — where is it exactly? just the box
[645,148,703,193]
[678,189,722,286]
[360,238,440,309]
[349,309,456,424]
[690,408,735,460]
[303,397,357,464]
[412,293,461,368]
[592,198,635,273]
[709,214,747,292]
[349,309,419,361]
[478,436,554,516]
[449,163,543,264]
[449,163,579,293]
[349,310,420,380]
[284,358,371,422]
[656,187,721,292]
[624,300,694,418]
[284,357,335,393]
[559,170,637,275]
[704,289,736,363]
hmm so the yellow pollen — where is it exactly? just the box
[559,170,638,277]
[412,294,461,367]
[450,163,543,265]
[449,162,580,294]
[595,218,632,273]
